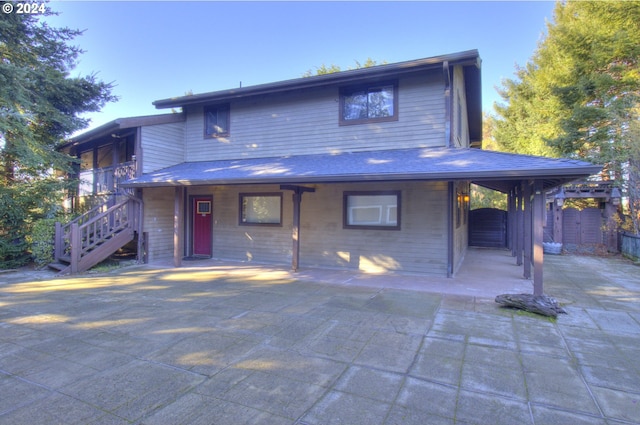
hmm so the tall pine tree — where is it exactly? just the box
[494,0,640,233]
[0,1,116,267]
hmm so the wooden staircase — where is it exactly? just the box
[49,195,142,275]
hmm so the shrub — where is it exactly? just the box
[30,218,57,269]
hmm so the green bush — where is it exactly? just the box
[30,218,57,269]
[0,188,29,269]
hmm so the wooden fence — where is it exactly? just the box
[621,232,640,262]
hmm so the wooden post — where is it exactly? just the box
[173,187,184,267]
[508,189,515,252]
[553,200,563,244]
[70,222,80,274]
[135,193,145,264]
[515,184,523,266]
[533,180,545,295]
[280,185,315,272]
[291,191,301,272]
[54,222,63,261]
[523,181,532,279]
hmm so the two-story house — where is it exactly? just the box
[54,50,600,294]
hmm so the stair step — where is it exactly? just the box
[47,262,69,272]
[59,255,71,264]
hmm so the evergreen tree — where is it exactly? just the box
[493,0,640,233]
[303,58,386,77]
[0,1,116,267]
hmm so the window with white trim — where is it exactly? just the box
[343,191,401,230]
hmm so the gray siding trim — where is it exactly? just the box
[452,65,470,148]
[143,187,177,262]
[141,122,185,173]
[183,73,445,161]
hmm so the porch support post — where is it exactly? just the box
[515,184,523,266]
[173,186,185,268]
[532,180,545,295]
[523,181,532,279]
[111,138,119,194]
[507,188,518,253]
[292,191,301,272]
[281,185,315,272]
[553,199,563,244]
[447,181,455,277]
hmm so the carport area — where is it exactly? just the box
[1,250,639,424]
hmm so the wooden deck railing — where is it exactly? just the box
[78,161,136,196]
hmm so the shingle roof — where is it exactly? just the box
[123,147,601,192]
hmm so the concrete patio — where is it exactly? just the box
[1,248,639,424]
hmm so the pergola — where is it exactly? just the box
[474,176,603,296]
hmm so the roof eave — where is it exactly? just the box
[153,50,480,109]
[121,165,601,189]
[58,113,185,151]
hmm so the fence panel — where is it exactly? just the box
[621,233,640,261]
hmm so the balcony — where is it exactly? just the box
[79,161,136,196]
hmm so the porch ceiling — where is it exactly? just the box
[121,147,601,191]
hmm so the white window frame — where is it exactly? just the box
[343,191,401,230]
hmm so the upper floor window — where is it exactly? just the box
[204,104,230,138]
[340,82,398,125]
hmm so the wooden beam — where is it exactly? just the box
[173,187,184,268]
[523,181,532,279]
[553,200,563,244]
[508,188,516,254]
[515,184,523,266]
[533,180,545,295]
[447,181,454,277]
[280,185,315,271]
[291,191,301,272]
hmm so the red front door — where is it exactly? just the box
[193,197,212,256]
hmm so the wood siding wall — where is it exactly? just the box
[452,181,469,274]
[142,187,176,262]
[148,181,449,275]
[183,71,446,161]
[452,65,470,148]
[141,122,185,173]
[299,181,449,276]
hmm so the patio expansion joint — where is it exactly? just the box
[555,322,608,421]
[0,368,122,422]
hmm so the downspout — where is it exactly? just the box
[443,61,452,148]
[134,127,143,178]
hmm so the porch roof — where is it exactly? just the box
[122,147,601,192]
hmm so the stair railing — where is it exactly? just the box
[54,201,110,262]
[54,194,142,273]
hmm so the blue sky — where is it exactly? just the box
[46,1,556,133]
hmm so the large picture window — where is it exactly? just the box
[340,82,398,125]
[344,191,401,230]
[204,104,230,138]
[239,193,282,226]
